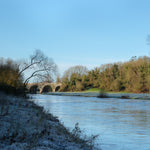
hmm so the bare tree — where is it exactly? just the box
[63,65,88,81]
[18,50,57,85]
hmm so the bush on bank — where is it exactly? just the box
[0,58,26,96]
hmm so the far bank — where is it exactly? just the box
[46,92,150,100]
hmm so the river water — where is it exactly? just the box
[31,94,150,150]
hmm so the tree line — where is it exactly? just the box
[59,56,150,93]
[1,50,150,95]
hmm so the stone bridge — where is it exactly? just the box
[27,82,62,94]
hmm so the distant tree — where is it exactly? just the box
[60,65,88,91]
[76,81,84,91]
[56,75,61,83]
[63,65,88,81]
[87,67,100,88]
[18,50,57,85]
[130,56,137,61]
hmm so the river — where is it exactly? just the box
[31,94,150,150]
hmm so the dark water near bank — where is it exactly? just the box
[32,94,150,150]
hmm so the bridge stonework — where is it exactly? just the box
[27,82,62,93]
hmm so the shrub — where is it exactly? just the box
[97,88,108,98]
[0,58,26,96]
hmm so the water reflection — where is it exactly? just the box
[32,95,150,150]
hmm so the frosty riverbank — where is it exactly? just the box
[0,93,98,150]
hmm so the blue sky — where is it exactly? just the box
[0,0,150,75]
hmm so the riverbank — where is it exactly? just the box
[48,92,150,99]
[0,92,98,150]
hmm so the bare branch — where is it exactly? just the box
[19,50,57,85]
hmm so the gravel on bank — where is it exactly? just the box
[0,92,99,150]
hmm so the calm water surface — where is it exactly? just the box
[31,94,150,150]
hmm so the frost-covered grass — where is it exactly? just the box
[0,92,99,150]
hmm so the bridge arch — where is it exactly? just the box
[55,86,60,92]
[41,85,53,93]
[29,85,39,94]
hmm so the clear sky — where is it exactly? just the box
[0,0,150,75]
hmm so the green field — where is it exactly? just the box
[83,88,131,94]
[83,88,100,93]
